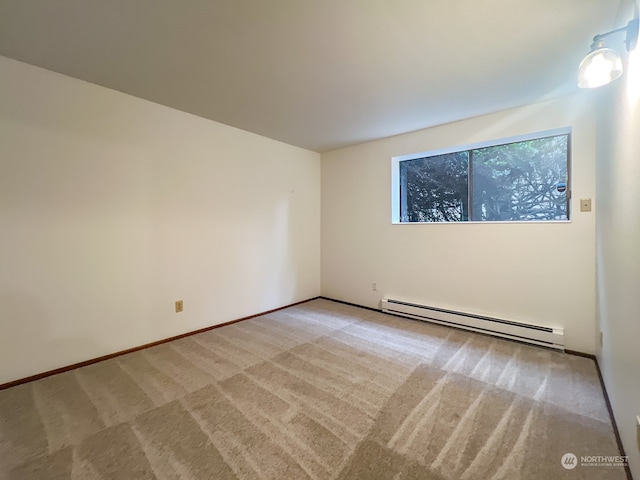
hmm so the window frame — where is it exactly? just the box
[391,127,572,224]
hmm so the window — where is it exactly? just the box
[393,130,570,223]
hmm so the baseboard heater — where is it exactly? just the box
[381,298,564,350]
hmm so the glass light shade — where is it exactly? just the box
[578,47,623,88]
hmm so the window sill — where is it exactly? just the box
[391,220,573,225]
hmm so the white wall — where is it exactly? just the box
[0,56,321,385]
[595,2,640,476]
[322,96,597,354]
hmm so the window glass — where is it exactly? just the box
[397,133,570,223]
[471,136,569,221]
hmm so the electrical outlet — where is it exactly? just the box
[175,300,184,313]
[599,331,603,347]
[372,283,377,291]
[580,198,592,212]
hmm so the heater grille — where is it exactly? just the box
[381,298,564,350]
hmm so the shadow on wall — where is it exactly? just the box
[242,194,298,310]
[0,290,103,384]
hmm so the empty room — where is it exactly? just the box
[1,1,639,479]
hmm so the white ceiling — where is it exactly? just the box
[0,0,621,152]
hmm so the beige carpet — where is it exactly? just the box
[0,299,627,479]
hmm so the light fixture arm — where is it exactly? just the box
[590,18,639,52]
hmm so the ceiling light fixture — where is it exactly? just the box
[578,18,639,88]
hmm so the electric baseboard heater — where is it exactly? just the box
[381,297,565,350]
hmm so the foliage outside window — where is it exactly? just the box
[397,133,570,223]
